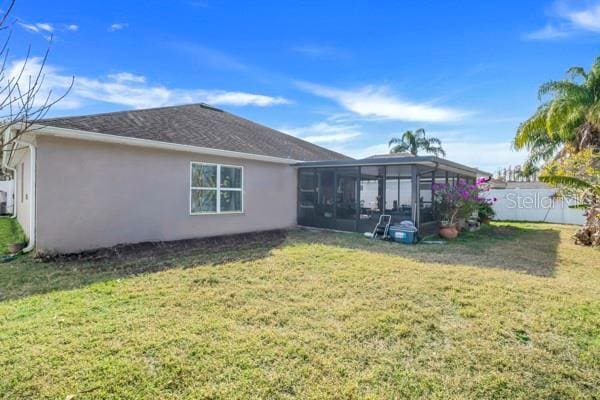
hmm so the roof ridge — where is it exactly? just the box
[36,103,353,162]
[39,103,214,122]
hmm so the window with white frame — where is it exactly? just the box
[190,162,243,214]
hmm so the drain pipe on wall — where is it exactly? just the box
[15,140,36,253]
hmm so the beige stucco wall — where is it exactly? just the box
[35,136,297,253]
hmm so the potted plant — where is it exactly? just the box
[439,220,459,239]
[433,185,460,239]
[433,177,496,239]
[478,201,496,224]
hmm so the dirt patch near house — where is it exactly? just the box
[37,229,289,263]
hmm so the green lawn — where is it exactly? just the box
[0,222,598,399]
[0,217,26,255]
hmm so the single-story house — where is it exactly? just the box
[2,103,484,254]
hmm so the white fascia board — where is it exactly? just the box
[28,124,300,165]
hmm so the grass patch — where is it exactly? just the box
[0,217,26,255]
[0,222,599,398]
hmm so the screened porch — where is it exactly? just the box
[295,157,479,236]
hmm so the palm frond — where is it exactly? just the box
[433,147,446,157]
[514,103,550,149]
[538,80,588,101]
[568,204,588,209]
[523,137,561,166]
[388,137,403,146]
[414,128,426,138]
[516,56,600,167]
[566,66,587,81]
[401,130,419,155]
[390,143,410,154]
[540,174,600,196]
[422,142,446,157]
[585,101,600,128]
[426,136,443,146]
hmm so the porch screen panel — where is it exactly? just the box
[298,169,316,223]
[316,169,335,219]
[360,166,384,221]
[385,165,412,220]
[335,168,358,220]
[385,177,398,213]
[398,178,412,219]
[419,173,434,223]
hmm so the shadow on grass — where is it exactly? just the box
[291,223,561,278]
[0,223,562,302]
[0,230,287,302]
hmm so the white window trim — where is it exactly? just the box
[190,161,244,215]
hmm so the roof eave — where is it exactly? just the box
[294,155,486,176]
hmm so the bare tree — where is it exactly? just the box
[0,0,72,155]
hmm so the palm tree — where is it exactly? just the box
[514,57,600,168]
[388,128,446,157]
[516,56,600,246]
[539,174,600,246]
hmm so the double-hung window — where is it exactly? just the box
[190,162,243,214]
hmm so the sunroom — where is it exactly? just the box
[295,155,485,237]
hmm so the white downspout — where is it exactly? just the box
[15,140,36,253]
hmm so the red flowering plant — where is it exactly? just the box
[432,177,496,227]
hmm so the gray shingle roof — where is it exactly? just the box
[38,103,351,162]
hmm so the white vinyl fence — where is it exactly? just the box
[485,188,585,225]
[0,180,14,215]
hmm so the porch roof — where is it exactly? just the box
[294,155,491,177]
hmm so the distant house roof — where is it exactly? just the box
[38,103,351,162]
[365,152,415,159]
[489,179,550,189]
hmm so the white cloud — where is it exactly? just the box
[109,23,128,32]
[524,24,570,40]
[7,57,290,111]
[441,141,527,173]
[567,3,600,32]
[18,21,79,37]
[525,1,600,39]
[280,121,362,144]
[336,140,527,172]
[341,143,389,159]
[18,23,41,33]
[7,57,80,109]
[18,22,53,33]
[36,23,54,32]
[199,91,288,107]
[302,132,361,144]
[107,72,147,84]
[296,81,467,123]
[291,45,349,59]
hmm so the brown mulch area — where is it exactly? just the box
[37,229,289,264]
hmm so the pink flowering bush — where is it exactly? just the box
[433,177,496,226]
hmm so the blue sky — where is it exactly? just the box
[8,0,600,171]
